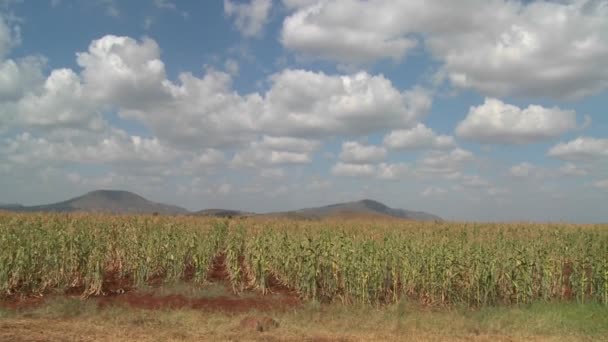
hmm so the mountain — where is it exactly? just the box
[265,199,442,221]
[2,192,440,221]
[14,190,188,215]
[0,203,23,210]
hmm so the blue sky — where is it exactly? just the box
[0,0,607,222]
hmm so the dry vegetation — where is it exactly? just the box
[1,212,606,306]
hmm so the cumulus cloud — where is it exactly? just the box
[331,162,375,177]
[338,141,386,164]
[384,123,454,150]
[418,148,474,174]
[281,1,417,64]
[280,0,608,99]
[180,149,226,174]
[224,0,272,37]
[0,57,45,102]
[559,163,588,176]
[421,186,447,197]
[594,179,608,190]
[509,162,541,178]
[459,174,490,188]
[257,135,321,152]
[76,35,169,109]
[260,168,285,179]
[456,98,580,144]
[111,52,429,148]
[0,130,180,166]
[231,136,319,168]
[260,70,431,138]
[548,137,608,161]
[376,162,410,180]
[2,68,105,133]
[0,33,436,197]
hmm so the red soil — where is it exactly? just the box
[97,292,299,313]
[208,253,230,282]
[0,253,301,313]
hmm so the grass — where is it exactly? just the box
[1,293,607,341]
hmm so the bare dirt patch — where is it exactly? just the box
[96,291,300,313]
[239,316,280,332]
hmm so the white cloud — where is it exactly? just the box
[456,98,579,144]
[487,187,511,197]
[559,163,588,176]
[419,148,474,174]
[280,0,608,99]
[435,0,608,99]
[20,36,429,149]
[261,70,430,138]
[594,179,608,190]
[1,130,180,166]
[376,162,410,180]
[509,162,538,178]
[260,168,285,179]
[282,0,323,10]
[119,64,429,148]
[2,68,105,132]
[339,141,386,164]
[224,0,272,38]
[231,137,317,168]
[217,183,233,195]
[281,1,417,64]
[421,186,447,197]
[233,149,311,167]
[306,178,331,190]
[76,35,169,109]
[0,56,45,102]
[258,135,320,152]
[459,174,490,188]
[548,137,608,161]
[384,123,454,150]
[231,135,320,168]
[67,171,165,190]
[331,162,375,177]
[180,149,226,174]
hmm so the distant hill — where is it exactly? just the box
[263,199,442,221]
[2,192,441,221]
[0,203,23,210]
[13,190,188,215]
[193,209,254,218]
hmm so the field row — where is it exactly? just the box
[1,213,607,306]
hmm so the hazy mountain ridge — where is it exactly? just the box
[10,190,188,215]
[2,190,441,221]
[283,199,442,221]
[0,203,23,209]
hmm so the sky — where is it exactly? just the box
[0,0,607,222]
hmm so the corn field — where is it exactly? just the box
[1,212,607,307]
